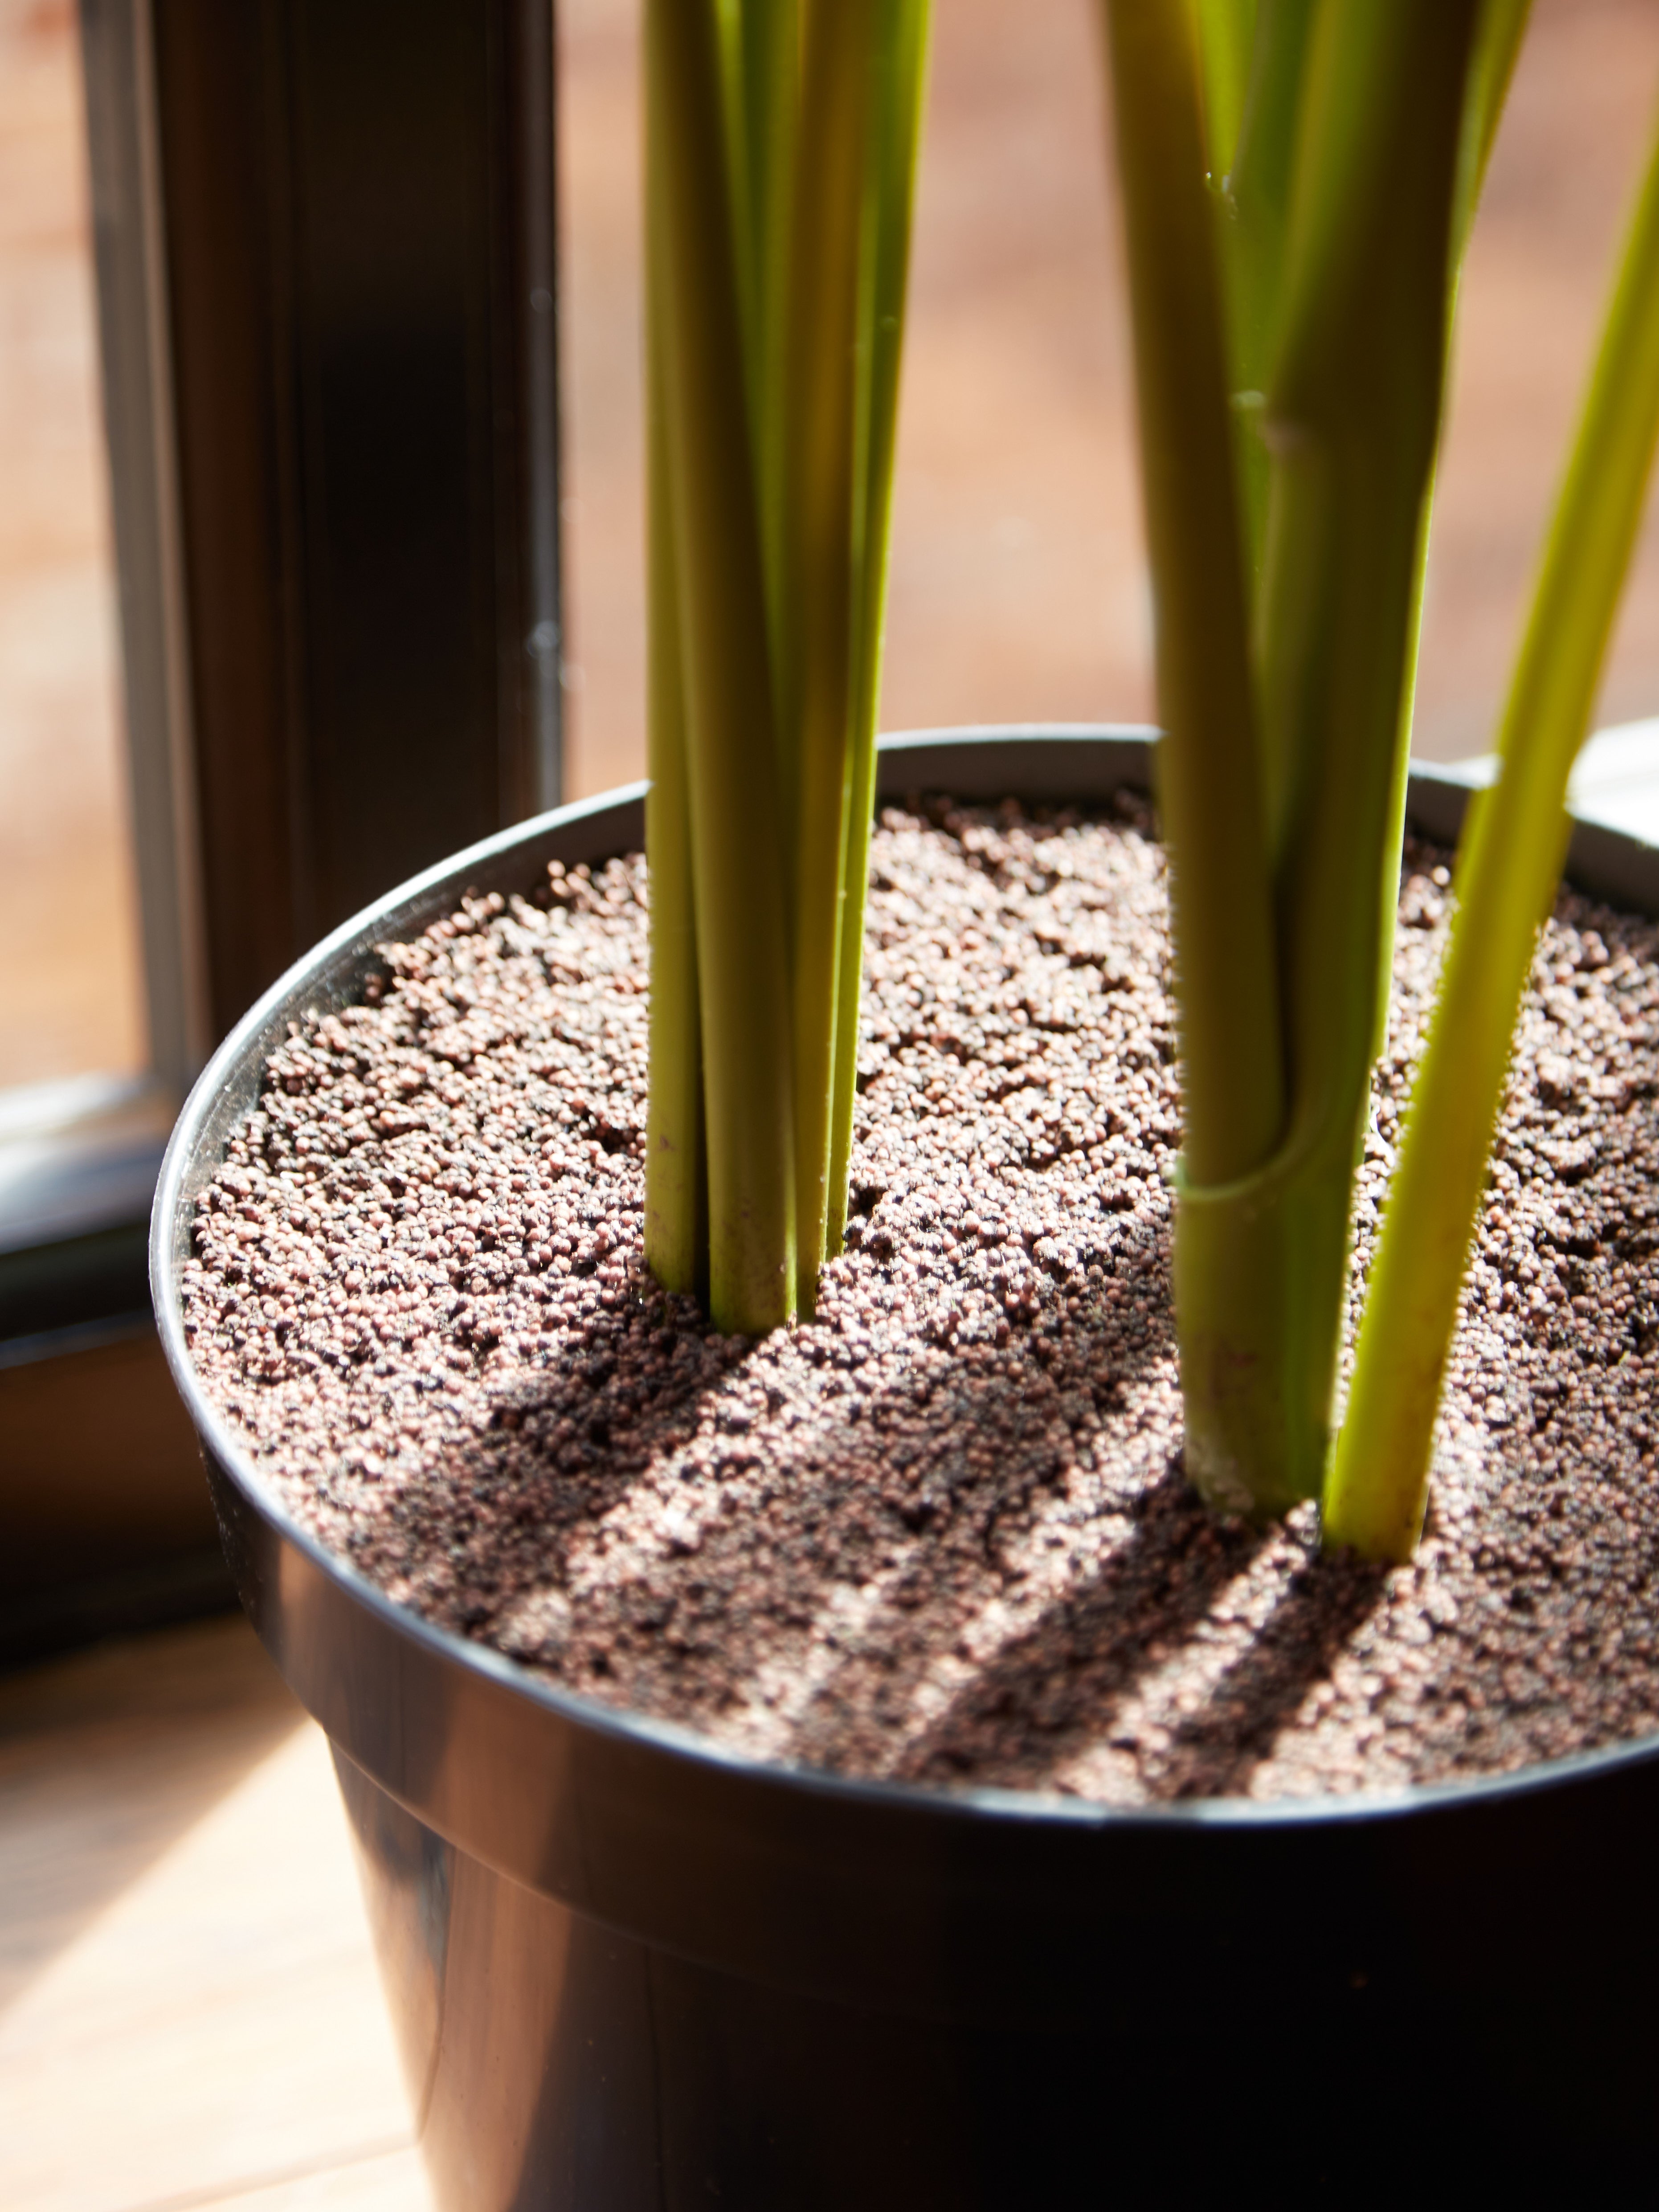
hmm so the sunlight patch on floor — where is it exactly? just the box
[0,1703,430,2212]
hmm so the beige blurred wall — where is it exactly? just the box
[6,0,1659,1086]
[0,0,145,1089]
[558,0,1659,799]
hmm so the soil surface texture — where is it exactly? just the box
[182,795,1659,1802]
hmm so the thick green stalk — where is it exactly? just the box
[732,0,800,702]
[780,0,875,1310]
[647,0,795,1333]
[1190,1,1477,1510]
[1456,0,1532,261]
[1328,101,1659,1561]
[826,0,932,1255]
[1102,0,1287,1515]
[643,141,705,1298]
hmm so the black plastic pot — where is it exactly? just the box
[154,727,1659,2201]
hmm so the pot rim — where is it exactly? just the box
[151,721,1659,1840]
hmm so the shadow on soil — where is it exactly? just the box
[419,1204,1387,1802]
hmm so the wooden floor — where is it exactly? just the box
[0,1616,435,2212]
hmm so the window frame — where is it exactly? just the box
[3,0,563,1660]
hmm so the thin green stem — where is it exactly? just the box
[1365,0,1531,1073]
[1222,0,1314,589]
[1328,97,1659,1561]
[647,0,795,1334]
[734,0,800,722]
[1455,0,1531,261]
[827,0,932,1255]
[1190,0,1256,177]
[781,0,874,1310]
[643,138,705,1298]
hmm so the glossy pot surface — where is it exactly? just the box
[154,728,1659,2200]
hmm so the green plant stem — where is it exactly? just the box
[826,0,932,1255]
[780,0,875,1311]
[1101,0,1287,1515]
[1327,99,1659,1562]
[643,141,705,1298]
[1247,0,1522,1504]
[1193,0,1477,1510]
[1190,0,1256,177]
[1364,0,1531,1076]
[647,0,796,1334]
[727,0,799,705]
[1222,0,1313,587]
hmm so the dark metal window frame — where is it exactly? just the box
[3,0,563,1660]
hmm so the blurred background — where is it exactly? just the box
[6,4,1659,2207]
[556,0,1659,782]
[8,0,1659,1090]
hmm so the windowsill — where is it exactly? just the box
[0,1075,224,1666]
[0,1072,176,1255]
[0,1073,178,1347]
[1429,715,1659,837]
[0,1616,431,2205]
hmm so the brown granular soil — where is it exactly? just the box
[181,794,1659,1803]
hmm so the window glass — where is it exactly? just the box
[0,0,144,1092]
[558,0,645,799]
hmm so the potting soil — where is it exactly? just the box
[182,795,1659,1801]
